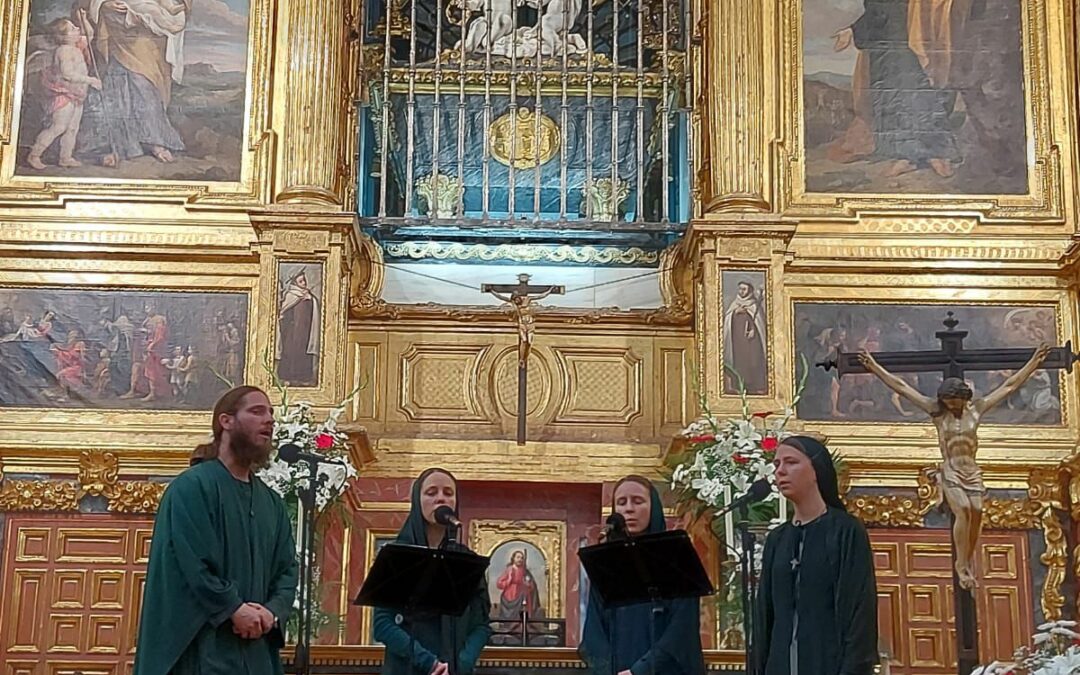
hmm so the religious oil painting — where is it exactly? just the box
[488,540,548,622]
[802,0,1028,195]
[0,287,248,409]
[721,269,768,396]
[275,261,322,387]
[794,303,1061,424]
[14,0,250,181]
[471,519,565,645]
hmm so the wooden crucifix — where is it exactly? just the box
[817,312,1079,675]
[482,274,565,445]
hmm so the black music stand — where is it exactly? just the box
[578,530,713,675]
[354,543,490,675]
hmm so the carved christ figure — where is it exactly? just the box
[488,275,558,367]
[857,344,1051,590]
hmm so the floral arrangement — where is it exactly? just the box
[258,398,359,511]
[971,620,1080,675]
[666,361,810,647]
[252,369,362,641]
[669,359,809,536]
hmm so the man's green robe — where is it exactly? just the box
[133,459,298,675]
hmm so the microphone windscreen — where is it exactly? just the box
[433,505,457,526]
[748,478,772,502]
[278,443,301,464]
[605,512,627,528]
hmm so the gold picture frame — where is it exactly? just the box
[779,0,1070,223]
[0,0,275,205]
[0,258,269,474]
[470,519,566,619]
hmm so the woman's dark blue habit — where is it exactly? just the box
[373,468,492,674]
[579,478,706,675]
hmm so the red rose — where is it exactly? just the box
[689,434,715,444]
[751,411,775,419]
[761,436,779,452]
[732,453,750,464]
[315,433,335,449]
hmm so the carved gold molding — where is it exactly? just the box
[0,478,79,512]
[1028,467,1066,621]
[0,450,166,514]
[844,494,932,528]
[1058,453,1080,618]
[844,468,938,528]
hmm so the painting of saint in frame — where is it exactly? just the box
[802,0,1028,195]
[14,0,250,181]
[275,261,322,387]
[722,269,768,396]
[0,287,248,409]
[794,303,1061,424]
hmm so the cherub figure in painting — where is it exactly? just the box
[24,18,102,170]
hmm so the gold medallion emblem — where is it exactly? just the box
[489,108,560,169]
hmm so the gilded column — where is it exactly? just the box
[698,0,773,212]
[275,0,350,206]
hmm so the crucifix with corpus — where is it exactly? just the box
[481,274,565,445]
[817,312,1078,675]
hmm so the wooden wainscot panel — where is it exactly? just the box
[868,529,1033,674]
[1,516,153,674]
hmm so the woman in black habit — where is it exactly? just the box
[754,436,879,675]
[373,468,492,675]
[579,475,706,675]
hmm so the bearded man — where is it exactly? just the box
[134,385,298,674]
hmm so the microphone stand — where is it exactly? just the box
[735,503,756,675]
[294,460,326,675]
[441,523,463,675]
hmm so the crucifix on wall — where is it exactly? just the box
[817,312,1078,675]
[482,274,565,445]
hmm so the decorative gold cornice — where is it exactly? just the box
[361,49,686,95]
[0,478,79,511]
[844,467,937,527]
[982,498,1042,530]
[109,481,168,514]
[382,241,661,266]
[0,450,166,514]
[844,493,932,528]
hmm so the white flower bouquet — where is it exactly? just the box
[972,620,1080,675]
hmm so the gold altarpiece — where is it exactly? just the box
[0,0,1076,672]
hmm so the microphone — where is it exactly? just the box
[600,512,628,542]
[277,443,345,466]
[433,505,462,528]
[715,478,772,518]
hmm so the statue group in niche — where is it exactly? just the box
[455,0,586,58]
